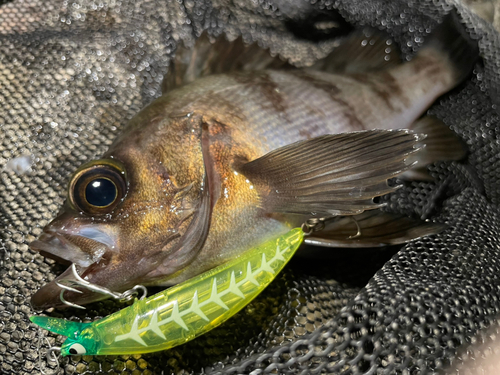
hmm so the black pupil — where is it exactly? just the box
[69,348,78,355]
[85,178,117,207]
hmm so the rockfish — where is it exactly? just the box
[30,13,477,309]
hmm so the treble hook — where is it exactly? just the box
[37,327,61,375]
[301,215,363,240]
[301,216,340,235]
[347,216,362,239]
[55,264,148,309]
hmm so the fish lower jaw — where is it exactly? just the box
[30,263,108,310]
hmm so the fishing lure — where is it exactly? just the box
[30,228,304,356]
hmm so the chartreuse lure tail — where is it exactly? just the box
[30,228,304,356]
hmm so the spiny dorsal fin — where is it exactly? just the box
[162,32,292,93]
[163,27,402,93]
[310,27,401,74]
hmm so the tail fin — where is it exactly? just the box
[423,12,479,84]
[30,315,89,337]
[400,115,468,180]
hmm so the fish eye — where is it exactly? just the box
[69,159,127,215]
[68,343,86,355]
[85,178,117,207]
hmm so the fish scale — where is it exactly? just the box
[177,67,438,154]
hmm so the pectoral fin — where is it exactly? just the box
[304,211,446,247]
[239,129,421,217]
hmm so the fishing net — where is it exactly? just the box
[1,0,500,373]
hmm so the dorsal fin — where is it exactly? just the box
[163,28,402,93]
[401,115,468,180]
[310,27,402,74]
[162,33,293,93]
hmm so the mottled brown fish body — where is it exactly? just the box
[30,14,478,309]
[159,53,457,152]
[100,51,454,281]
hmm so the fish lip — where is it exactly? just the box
[29,227,115,267]
[30,232,94,267]
[30,225,123,309]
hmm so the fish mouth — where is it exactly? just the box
[30,227,115,267]
[30,263,109,310]
[30,232,93,267]
[30,227,117,310]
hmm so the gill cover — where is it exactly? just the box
[144,121,217,280]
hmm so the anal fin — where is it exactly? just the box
[304,210,446,248]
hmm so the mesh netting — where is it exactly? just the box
[1,0,500,374]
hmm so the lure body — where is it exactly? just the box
[31,229,304,356]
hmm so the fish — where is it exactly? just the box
[30,12,477,310]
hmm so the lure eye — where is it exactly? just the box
[68,343,86,355]
[69,159,127,215]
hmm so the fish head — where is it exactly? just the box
[31,107,211,309]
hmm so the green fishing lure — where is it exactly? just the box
[30,228,304,356]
